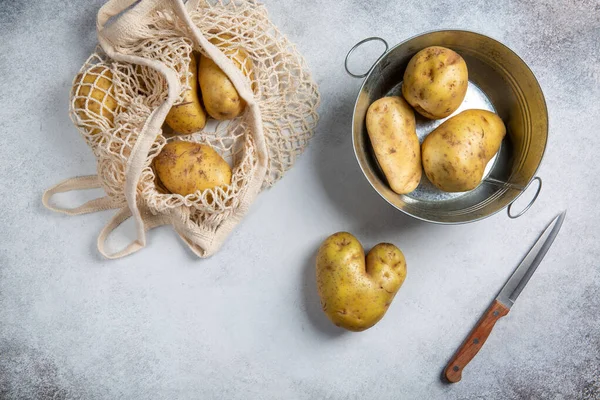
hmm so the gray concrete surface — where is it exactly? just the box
[1,0,599,399]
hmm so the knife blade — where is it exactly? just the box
[444,211,566,383]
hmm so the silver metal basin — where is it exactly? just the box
[346,30,547,224]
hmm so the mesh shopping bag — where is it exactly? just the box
[43,0,320,258]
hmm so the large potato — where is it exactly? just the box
[165,54,207,134]
[366,96,421,194]
[316,232,407,332]
[72,66,118,135]
[402,46,468,119]
[153,141,232,196]
[422,109,506,192]
[199,36,252,120]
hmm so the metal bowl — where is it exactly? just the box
[345,30,547,224]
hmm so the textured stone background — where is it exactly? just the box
[1,1,599,399]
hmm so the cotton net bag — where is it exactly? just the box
[42,0,320,258]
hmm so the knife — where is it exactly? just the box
[444,211,566,383]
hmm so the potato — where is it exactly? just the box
[165,54,207,134]
[402,46,468,119]
[421,109,506,192]
[73,66,118,135]
[366,96,421,194]
[199,35,252,120]
[153,141,232,196]
[316,232,407,332]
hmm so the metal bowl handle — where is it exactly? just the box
[507,176,542,219]
[344,37,389,78]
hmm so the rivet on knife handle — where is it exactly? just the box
[444,300,510,383]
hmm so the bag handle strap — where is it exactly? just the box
[97,206,170,259]
[42,175,118,215]
[97,0,182,253]
[169,0,269,257]
[97,0,139,29]
[185,0,201,12]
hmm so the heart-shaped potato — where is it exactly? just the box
[316,232,407,331]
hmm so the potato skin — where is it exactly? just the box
[402,46,468,119]
[73,66,118,135]
[153,141,232,196]
[366,96,421,194]
[421,109,506,192]
[199,36,252,120]
[316,232,407,332]
[165,54,207,134]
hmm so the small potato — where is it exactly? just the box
[316,232,407,332]
[366,96,421,194]
[422,109,506,192]
[72,66,118,135]
[402,46,468,119]
[165,54,207,134]
[199,35,252,120]
[153,141,232,196]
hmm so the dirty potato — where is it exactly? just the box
[165,54,207,134]
[199,35,253,120]
[153,141,232,196]
[402,46,468,119]
[72,65,118,135]
[421,109,506,192]
[366,96,422,194]
[316,232,407,332]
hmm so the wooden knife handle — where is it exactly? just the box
[444,299,510,383]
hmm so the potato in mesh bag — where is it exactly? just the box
[71,65,118,136]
